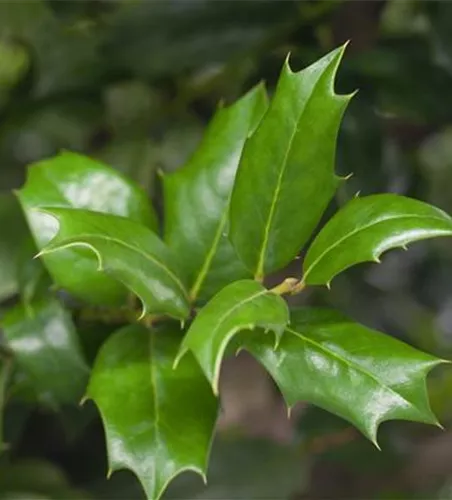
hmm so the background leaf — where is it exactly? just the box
[0,194,30,302]
[39,208,189,320]
[164,84,267,301]
[303,194,452,286]
[229,45,352,279]
[165,437,306,500]
[1,296,88,407]
[0,460,87,499]
[177,280,289,394]
[244,308,444,444]
[87,324,218,500]
[17,152,157,306]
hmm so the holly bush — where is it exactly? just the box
[2,44,452,500]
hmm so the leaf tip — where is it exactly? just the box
[33,250,44,260]
[339,171,354,181]
[172,347,187,370]
[79,394,89,407]
[435,419,445,431]
[106,467,114,480]
[371,437,382,451]
[283,51,293,73]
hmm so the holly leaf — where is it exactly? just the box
[176,280,289,394]
[1,296,89,407]
[244,308,446,445]
[38,208,189,320]
[229,45,353,279]
[303,194,452,286]
[17,152,157,305]
[86,324,218,500]
[0,194,30,302]
[164,84,268,301]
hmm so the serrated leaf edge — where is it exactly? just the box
[303,212,452,286]
[253,45,352,279]
[277,326,446,445]
[83,392,210,500]
[35,209,189,319]
[174,288,287,395]
[84,330,216,500]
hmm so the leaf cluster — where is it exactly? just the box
[1,43,452,500]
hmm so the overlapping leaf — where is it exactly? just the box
[0,194,30,301]
[303,194,452,286]
[38,208,189,320]
[1,296,88,407]
[86,324,218,500]
[164,85,268,301]
[17,152,157,305]
[244,308,445,444]
[176,280,289,394]
[229,44,353,279]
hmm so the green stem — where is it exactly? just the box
[270,277,303,295]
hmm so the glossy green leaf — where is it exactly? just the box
[164,85,268,301]
[303,194,452,286]
[229,45,352,279]
[1,296,89,407]
[244,308,445,444]
[0,194,30,301]
[176,280,289,394]
[17,152,157,305]
[87,324,218,500]
[39,208,189,320]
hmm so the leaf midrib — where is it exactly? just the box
[210,288,268,340]
[49,233,188,300]
[286,326,422,418]
[189,210,228,301]
[255,71,325,279]
[303,213,451,281]
[189,95,265,301]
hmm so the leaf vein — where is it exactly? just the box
[286,326,419,417]
[303,213,450,281]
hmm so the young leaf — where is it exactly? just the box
[1,296,89,407]
[244,308,446,445]
[38,208,190,320]
[17,151,157,305]
[164,84,268,301]
[86,324,218,500]
[229,45,353,279]
[176,280,289,394]
[303,194,452,286]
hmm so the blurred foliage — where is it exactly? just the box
[3,0,452,498]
